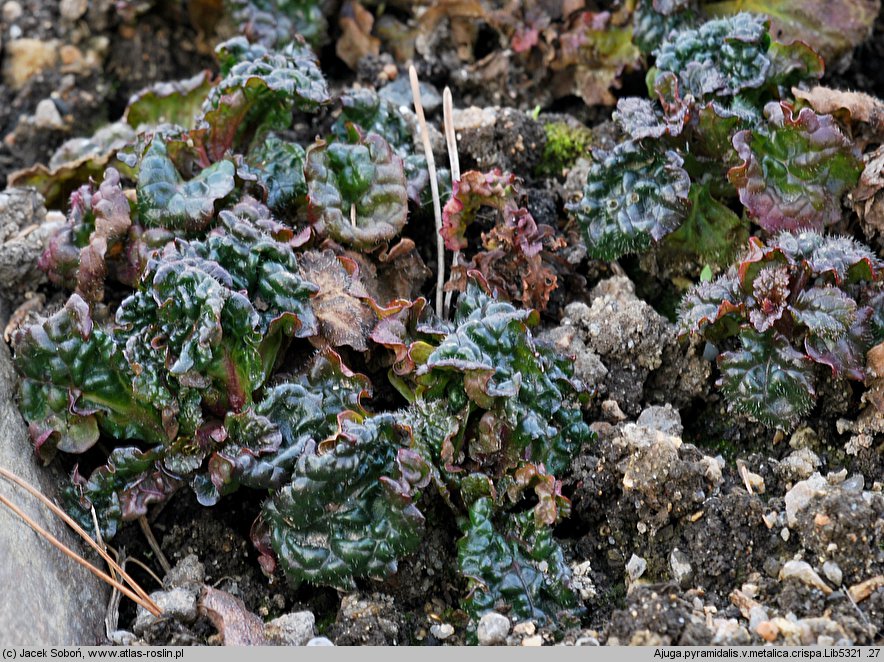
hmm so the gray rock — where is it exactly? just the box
[33,99,65,130]
[626,554,647,582]
[306,636,335,647]
[669,548,693,585]
[779,561,832,595]
[59,0,88,20]
[430,623,454,640]
[133,587,199,635]
[379,76,440,112]
[0,188,57,294]
[822,561,843,586]
[164,554,205,589]
[0,342,108,644]
[2,1,23,22]
[748,606,769,632]
[784,473,828,527]
[477,612,510,646]
[776,448,821,483]
[637,405,683,437]
[264,611,316,646]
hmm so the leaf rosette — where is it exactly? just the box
[305,125,408,249]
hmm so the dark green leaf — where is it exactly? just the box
[717,331,815,430]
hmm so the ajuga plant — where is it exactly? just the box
[440,169,569,311]
[567,12,863,264]
[678,231,884,430]
[10,28,593,630]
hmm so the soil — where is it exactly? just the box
[0,0,883,648]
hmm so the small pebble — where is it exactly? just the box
[521,635,543,647]
[306,637,334,647]
[512,621,535,637]
[626,554,647,582]
[430,623,454,641]
[2,0,21,21]
[264,611,315,646]
[477,612,510,646]
[822,561,843,586]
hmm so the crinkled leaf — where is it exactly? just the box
[195,409,283,505]
[748,265,791,333]
[420,278,592,476]
[259,414,427,590]
[705,0,878,65]
[632,0,696,54]
[677,271,741,336]
[225,0,329,50]
[61,446,180,540]
[247,350,372,487]
[370,297,448,377]
[718,331,815,430]
[441,169,518,252]
[137,139,236,232]
[124,71,215,129]
[804,307,872,381]
[728,102,862,233]
[201,38,330,156]
[567,140,691,260]
[298,249,375,351]
[457,498,580,624]
[613,96,685,140]
[9,151,128,211]
[457,208,567,311]
[775,232,881,285]
[13,295,170,462]
[206,39,330,112]
[76,168,133,303]
[116,253,263,413]
[554,11,642,107]
[333,88,429,202]
[178,204,319,343]
[305,127,408,249]
[245,135,307,213]
[792,287,857,339]
[653,13,822,103]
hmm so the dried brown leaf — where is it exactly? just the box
[337,1,381,70]
[299,249,376,351]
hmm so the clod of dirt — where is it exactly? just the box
[264,611,316,646]
[774,448,822,483]
[164,554,205,590]
[571,412,726,586]
[452,106,546,175]
[542,276,709,416]
[329,593,401,645]
[790,474,884,584]
[605,586,714,645]
[3,38,58,89]
[133,588,199,636]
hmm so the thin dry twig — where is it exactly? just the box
[0,465,160,613]
[0,491,161,617]
[139,515,171,576]
[442,86,461,319]
[409,65,445,316]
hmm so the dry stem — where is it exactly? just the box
[409,65,445,316]
[0,465,160,614]
[442,86,461,319]
[0,490,161,617]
